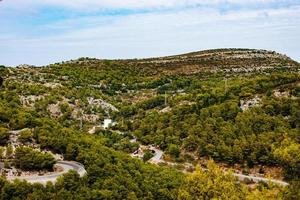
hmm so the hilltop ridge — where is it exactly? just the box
[51,48,299,75]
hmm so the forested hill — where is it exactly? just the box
[0,49,300,199]
[53,48,299,76]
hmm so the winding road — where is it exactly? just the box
[6,161,86,184]
[232,172,289,186]
[138,144,289,186]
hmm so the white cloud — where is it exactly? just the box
[0,1,299,66]
[1,0,298,11]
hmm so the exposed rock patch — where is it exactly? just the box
[240,95,261,111]
[20,95,45,107]
[44,82,62,89]
[88,97,119,112]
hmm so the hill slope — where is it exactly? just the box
[58,48,299,76]
[0,48,300,199]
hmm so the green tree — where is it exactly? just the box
[178,160,248,200]
[18,129,33,144]
[65,144,78,160]
[273,137,300,178]
[0,146,4,159]
[143,150,154,162]
[14,146,56,171]
[5,144,13,159]
[285,180,300,200]
[167,144,180,158]
[56,170,81,191]
[0,128,10,146]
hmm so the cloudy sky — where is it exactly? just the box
[0,0,299,66]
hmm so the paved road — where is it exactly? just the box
[232,172,289,186]
[149,146,164,163]
[6,161,86,184]
[110,131,289,187]
[139,145,289,186]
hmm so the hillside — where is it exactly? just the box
[0,48,300,199]
[55,48,298,76]
[130,48,298,74]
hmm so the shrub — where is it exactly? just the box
[14,146,56,171]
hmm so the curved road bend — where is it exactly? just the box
[6,161,87,184]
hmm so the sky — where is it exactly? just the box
[0,0,299,66]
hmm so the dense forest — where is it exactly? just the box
[0,49,299,199]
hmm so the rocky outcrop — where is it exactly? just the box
[87,97,119,112]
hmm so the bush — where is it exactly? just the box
[0,128,10,146]
[14,146,56,171]
[167,144,180,158]
[143,149,154,162]
[18,129,33,144]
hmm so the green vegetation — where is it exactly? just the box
[13,146,56,171]
[142,149,154,162]
[17,129,33,144]
[178,160,284,200]
[0,49,299,199]
[130,73,300,179]
[5,144,13,159]
[0,128,9,146]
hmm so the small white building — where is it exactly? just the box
[103,119,116,129]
